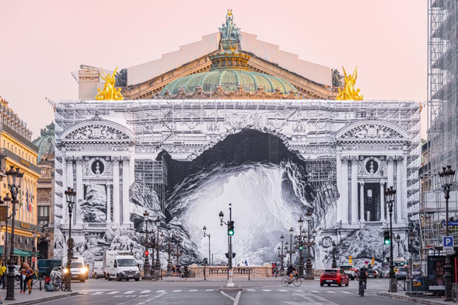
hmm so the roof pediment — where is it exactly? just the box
[336,120,409,143]
[61,115,134,145]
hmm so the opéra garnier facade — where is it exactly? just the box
[54,11,420,267]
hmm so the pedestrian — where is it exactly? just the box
[0,263,6,289]
[25,264,33,294]
[358,266,367,296]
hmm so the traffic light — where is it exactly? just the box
[228,221,235,236]
[299,243,304,250]
[384,230,390,245]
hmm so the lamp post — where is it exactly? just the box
[396,234,401,258]
[304,211,315,280]
[385,186,397,292]
[297,217,305,277]
[408,229,414,280]
[278,235,285,276]
[63,187,76,293]
[154,216,161,280]
[142,211,152,280]
[287,227,294,264]
[203,226,211,265]
[332,242,338,268]
[174,236,181,266]
[439,165,456,302]
[32,229,37,271]
[219,203,235,287]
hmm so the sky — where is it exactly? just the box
[0,0,428,140]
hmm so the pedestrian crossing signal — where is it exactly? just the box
[384,231,390,245]
[228,221,235,236]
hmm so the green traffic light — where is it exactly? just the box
[299,246,303,250]
[228,229,234,236]
[384,239,390,245]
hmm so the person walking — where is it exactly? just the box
[0,263,6,289]
[19,263,26,293]
[358,267,367,297]
[24,264,34,294]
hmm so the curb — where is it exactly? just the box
[377,292,446,305]
[3,292,79,305]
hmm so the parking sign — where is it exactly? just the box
[444,236,454,251]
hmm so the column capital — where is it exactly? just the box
[395,156,404,161]
[75,156,83,165]
[350,156,359,162]
[122,156,130,162]
[64,156,73,162]
[387,156,395,162]
[112,156,121,162]
[359,181,365,185]
[341,156,350,162]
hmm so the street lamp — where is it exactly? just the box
[203,226,211,265]
[296,217,305,277]
[278,235,285,276]
[439,165,456,301]
[332,242,338,268]
[63,187,76,293]
[154,216,161,280]
[396,234,401,258]
[287,227,295,264]
[304,211,315,280]
[408,229,415,280]
[174,236,181,266]
[142,211,152,280]
[385,186,397,293]
[219,203,235,287]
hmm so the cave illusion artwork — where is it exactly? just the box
[54,11,421,269]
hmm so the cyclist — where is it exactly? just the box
[286,263,296,283]
[358,267,367,296]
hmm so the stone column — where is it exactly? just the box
[341,157,349,225]
[122,157,131,226]
[360,182,365,222]
[351,157,359,225]
[396,156,403,224]
[387,157,394,189]
[75,157,84,226]
[106,184,111,224]
[113,157,120,225]
[380,182,386,222]
[336,152,342,223]
[402,153,408,221]
[61,157,68,224]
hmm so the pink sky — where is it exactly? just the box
[0,0,427,139]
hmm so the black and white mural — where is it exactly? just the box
[53,100,421,269]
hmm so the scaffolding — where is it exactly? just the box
[422,0,458,255]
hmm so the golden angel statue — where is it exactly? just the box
[335,66,363,100]
[95,67,124,100]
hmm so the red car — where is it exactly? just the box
[320,269,349,287]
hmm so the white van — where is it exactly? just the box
[92,261,104,279]
[63,256,89,282]
[103,250,140,281]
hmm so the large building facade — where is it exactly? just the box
[0,96,40,264]
[55,12,421,268]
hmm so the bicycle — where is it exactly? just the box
[281,274,302,287]
[51,274,65,291]
[358,278,366,297]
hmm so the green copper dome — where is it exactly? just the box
[162,69,297,95]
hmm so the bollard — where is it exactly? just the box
[248,268,250,281]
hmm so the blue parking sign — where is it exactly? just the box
[444,236,454,249]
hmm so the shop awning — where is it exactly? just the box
[0,247,34,257]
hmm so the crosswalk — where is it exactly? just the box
[77,288,376,297]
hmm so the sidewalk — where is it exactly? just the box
[0,289,78,305]
[378,291,456,305]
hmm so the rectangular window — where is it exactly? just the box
[38,206,49,225]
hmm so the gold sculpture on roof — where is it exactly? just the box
[336,66,363,100]
[95,67,123,100]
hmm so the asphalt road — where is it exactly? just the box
[38,277,415,305]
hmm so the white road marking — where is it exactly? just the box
[246,288,255,292]
[294,290,302,292]
[326,291,336,294]
[189,289,198,292]
[124,291,134,294]
[108,291,120,294]
[310,290,319,293]
[220,291,235,301]
[173,289,182,292]
[206,289,214,291]
[263,289,271,292]
[91,292,104,295]
[140,290,150,294]
[278,289,288,292]
[157,290,166,293]
[342,291,352,294]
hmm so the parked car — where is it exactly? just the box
[320,269,349,287]
[37,259,61,279]
[367,270,378,278]
[339,265,356,280]
[50,266,63,279]
[396,267,408,280]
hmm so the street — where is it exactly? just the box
[36,277,415,305]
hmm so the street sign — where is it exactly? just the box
[443,236,454,251]
[442,221,458,226]
[0,206,7,222]
[145,250,149,256]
